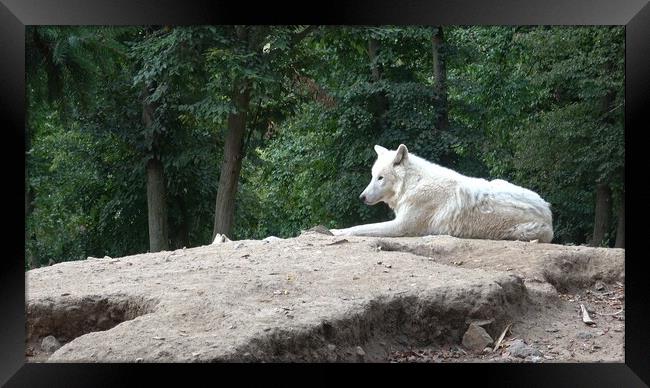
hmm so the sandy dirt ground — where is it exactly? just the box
[25,232,624,363]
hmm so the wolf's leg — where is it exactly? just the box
[330,220,406,237]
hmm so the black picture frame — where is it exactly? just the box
[1,0,648,386]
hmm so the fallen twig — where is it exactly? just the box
[593,308,624,316]
[326,239,349,245]
[493,323,512,352]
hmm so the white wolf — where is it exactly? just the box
[330,144,554,243]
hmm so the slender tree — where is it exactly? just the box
[615,191,624,248]
[142,85,170,252]
[212,78,252,238]
[212,26,317,239]
[590,183,612,246]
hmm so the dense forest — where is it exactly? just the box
[25,25,625,269]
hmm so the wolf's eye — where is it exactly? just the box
[378,176,384,181]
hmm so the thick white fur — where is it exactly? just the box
[330,144,554,243]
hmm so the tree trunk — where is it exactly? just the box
[367,37,388,131]
[615,193,624,248]
[590,183,612,247]
[212,82,251,239]
[25,152,34,268]
[25,97,36,269]
[146,158,169,252]
[25,163,31,219]
[143,92,169,252]
[211,26,266,241]
[432,26,448,132]
[25,115,32,219]
[171,197,190,249]
[594,58,618,248]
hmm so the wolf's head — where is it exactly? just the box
[359,144,409,206]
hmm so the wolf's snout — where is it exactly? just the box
[359,194,366,203]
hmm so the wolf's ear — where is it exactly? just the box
[393,144,409,165]
[374,145,388,155]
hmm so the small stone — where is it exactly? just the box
[594,281,606,291]
[355,346,366,359]
[462,323,493,352]
[41,335,61,353]
[529,355,543,363]
[576,332,593,340]
[508,339,542,358]
[135,357,143,363]
[377,261,382,265]
[303,225,334,236]
[327,344,337,351]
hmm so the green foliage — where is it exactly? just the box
[234,103,390,239]
[26,26,133,119]
[27,117,148,266]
